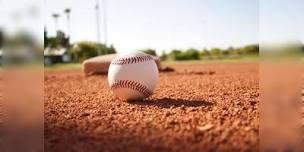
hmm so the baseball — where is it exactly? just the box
[108,52,159,101]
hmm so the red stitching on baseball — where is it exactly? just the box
[110,80,152,97]
[111,55,153,65]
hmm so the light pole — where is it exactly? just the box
[64,8,71,39]
[95,0,101,43]
[101,0,107,46]
[95,0,108,46]
[52,13,60,33]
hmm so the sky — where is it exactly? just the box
[44,0,259,53]
[0,0,303,54]
[259,0,304,43]
[0,0,44,43]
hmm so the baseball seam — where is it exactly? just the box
[111,55,153,65]
[110,80,152,97]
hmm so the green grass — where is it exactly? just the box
[45,63,82,70]
[44,55,259,70]
[163,55,259,65]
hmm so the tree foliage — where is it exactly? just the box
[71,41,116,62]
[209,48,222,59]
[183,48,200,60]
[139,49,157,56]
[44,28,48,48]
[168,49,182,60]
[160,51,168,60]
[166,49,200,60]
[0,29,3,49]
[45,30,70,48]
[241,44,259,54]
[161,44,259,61]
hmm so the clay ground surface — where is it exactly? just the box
[44,62,259,152]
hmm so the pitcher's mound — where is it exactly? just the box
[83,54,162,76]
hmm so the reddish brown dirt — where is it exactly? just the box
[44,62,259,152]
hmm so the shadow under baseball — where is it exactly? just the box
[128,97,214,108]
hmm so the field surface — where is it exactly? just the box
[45,62,259,152]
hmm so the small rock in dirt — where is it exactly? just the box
[244,127,251,131]
[161,67,175,72]
[197,124,213,132]
[233,119,241,125]
[94,126,104,133]
[209,71,215,75]
[180,105,185,110]
[164,111,171,117]
[206,113,212,120]
[80,112,90,117]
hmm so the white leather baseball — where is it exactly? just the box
[108,52,159,101]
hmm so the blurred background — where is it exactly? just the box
[0,0,302,66]
[0,0,304,151]
[42,0,260,66]
[0,0,303,65]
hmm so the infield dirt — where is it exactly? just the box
[45,62,259,152]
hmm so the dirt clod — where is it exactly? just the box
[197,124,214,132]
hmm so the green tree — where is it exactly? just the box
[56,30,69,47]
[71,41,99,62]
[96,43,116,54]
[107,44,116,54]
[168,49,182,60]
[241,44,259,55]
[160,51,167,60]
[0,28,3,49]
[44,28,48,48]
[71,41,116,62]
[166,49,200,60]
[210,48,222,59]
[45,30,70,48]
[222,47,234,56]
[235,48,242,56]
[140,48,157,56]
[47,37,59,48]
[183,48,200,60]
[224,46,241,58]
[200,48,210,59]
